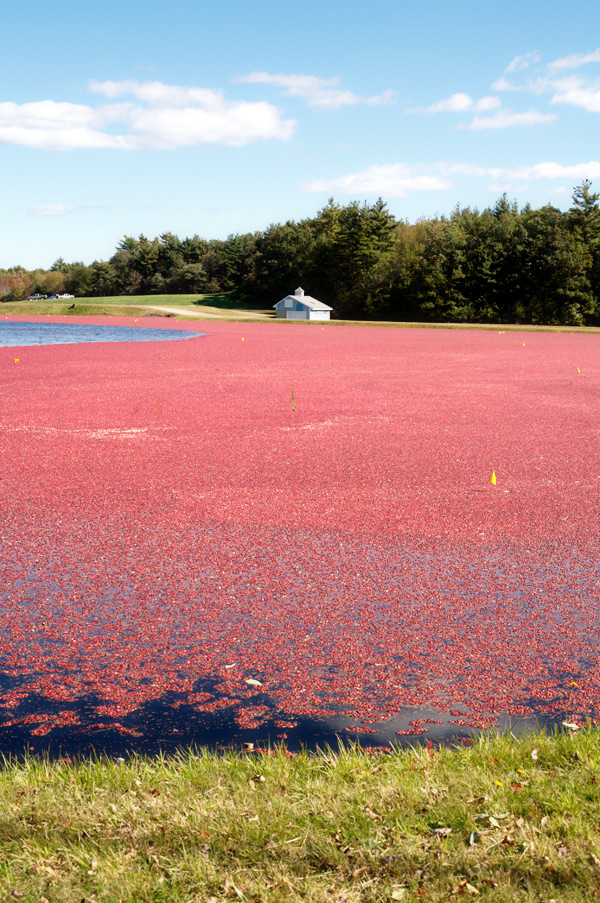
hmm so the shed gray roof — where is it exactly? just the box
[274,294,333,311]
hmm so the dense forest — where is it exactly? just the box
[2,182,600,326]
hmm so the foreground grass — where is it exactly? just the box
[1,730,600,901]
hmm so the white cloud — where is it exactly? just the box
[494,52,600,115]
[236,72,396,109]
[302,163,453,196]
[525,76,554,95]
[128,101,294,149]
[0,81,295,151]
[547,49,600,71]
[419,92,501,113]
[549,76,600,112]
[495,161,600,181]
[490,77,523,92]
[0,100,133,150]
[28,204,87,216]
[302,159,600,198]
[90,79,226,109]
[463,109,557,130]
[505,51,541,73]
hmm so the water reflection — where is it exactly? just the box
[0,322,204,347]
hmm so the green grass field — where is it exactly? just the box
[4,294,600,331]
[2,730,600,902]
[1,293,273,321]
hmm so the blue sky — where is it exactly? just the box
[3,0,600,269]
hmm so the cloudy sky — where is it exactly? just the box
[3,0,600,268]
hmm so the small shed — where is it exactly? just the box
[274,287,332,321]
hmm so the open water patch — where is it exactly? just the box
[0,321,204,347]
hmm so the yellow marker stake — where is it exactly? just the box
[577,367,581,373]
[242,337,245,341]
[490,470,497,485]
[14,358,19,364]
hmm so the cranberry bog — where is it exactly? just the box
[1,316,599,757]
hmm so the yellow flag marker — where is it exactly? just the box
[14,358,19,364]
[490,470,497,485]
[577,367,581,373]
[242,337,245,341]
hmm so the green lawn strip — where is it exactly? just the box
[1,730,600,901]
[4,295,600,329]
[1,293,273,321]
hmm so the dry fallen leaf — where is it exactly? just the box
[531,748,539,760]
[352,866,369,879]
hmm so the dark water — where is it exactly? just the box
[0,322,204,347]
[0,675,551,761]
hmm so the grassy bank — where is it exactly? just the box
[4,294,600,331]
[0,293,272,321]
[2,730,600,902]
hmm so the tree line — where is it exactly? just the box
[2,182,600,326]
